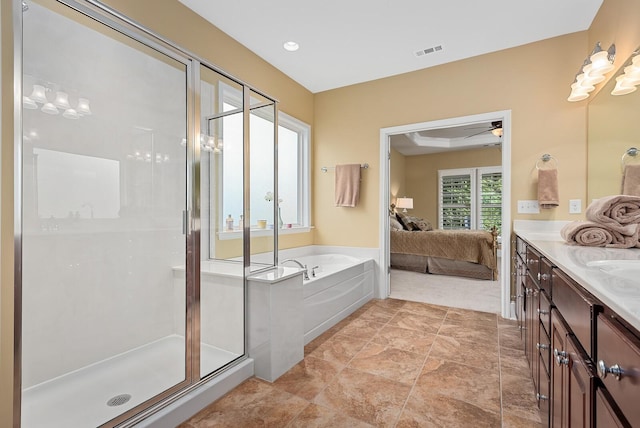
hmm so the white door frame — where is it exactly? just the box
[378,110,512,319]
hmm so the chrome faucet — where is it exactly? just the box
[281,259,309,280]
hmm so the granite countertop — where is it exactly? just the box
[514,221,640,332]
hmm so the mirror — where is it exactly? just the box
[587,47,640,201]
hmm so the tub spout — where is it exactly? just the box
[281,259,309,280]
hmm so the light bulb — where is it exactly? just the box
[41,103,59,115]
[589,50,614,74]
[611,75,638,96]
[30,85,47,103]
[23,96,38,110]
[63,108,79,119]
[53,91,71,109]
[76,98,92,115]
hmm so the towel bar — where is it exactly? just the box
[536,154,558,170]
[621,147,639,167]
[321,163,369,173]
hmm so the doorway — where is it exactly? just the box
[378,111,512,319]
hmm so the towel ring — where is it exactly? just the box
[535,154,558,170]
[621,147,639,168]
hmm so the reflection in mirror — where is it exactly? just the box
[588,46,640,201]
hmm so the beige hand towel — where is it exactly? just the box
[560,221,640,248]
[585,194,640,235]
[538,168,559,209]
[335,164,361,207]
[622,164,640,197]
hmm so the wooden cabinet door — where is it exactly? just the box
[551,308,569,428]
[595,388,629,428]
[566,335,595,428]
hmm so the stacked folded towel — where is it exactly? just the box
[561,195,640,248]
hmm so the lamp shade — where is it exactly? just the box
[396,197,413,212]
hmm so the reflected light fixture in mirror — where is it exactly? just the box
[586,45,640,202]
[396,197,413,213]
[568,42,616,102]
[612,51,640,96]
[23,80,92,119]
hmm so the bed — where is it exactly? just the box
[390,225,499,280]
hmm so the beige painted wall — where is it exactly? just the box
[404,147,502,225]
[314,32,589,247]
[389,147,406,207]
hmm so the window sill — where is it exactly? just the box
[217,226,313,241]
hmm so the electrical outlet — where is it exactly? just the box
[517,200,540,214]
[569,199,582,214]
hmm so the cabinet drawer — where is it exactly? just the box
[539,258,554,297]
[539,291,551,337]
[538,325,551,376]
[516,236,527,259]
[538,367,550,424]
[525,246,541,284]
[597,314,640,426]
[552,269,599,357]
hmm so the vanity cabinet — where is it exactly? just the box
[550,307,597,427]
[514,235,640,427]
[596,312,640,426]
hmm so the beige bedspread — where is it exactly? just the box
[390,229,496,270]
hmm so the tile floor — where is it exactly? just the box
[179,299,542,427]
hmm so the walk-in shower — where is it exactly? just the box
[17,0,277,426]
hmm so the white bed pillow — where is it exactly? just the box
[390,216,403,230]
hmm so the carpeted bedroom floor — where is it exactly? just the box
[389,268,501,314]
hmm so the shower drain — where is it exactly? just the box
[107,394,132,407]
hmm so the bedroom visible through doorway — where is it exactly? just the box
[379,111,512,318]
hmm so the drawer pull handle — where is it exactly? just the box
[527,258,539,265]
[537,272,540,281]
[536,393,549,401]
[536,343,549,350]
[541,273,550,281]
[537,308,549,315]
[598,360,623,381]
[554,349,568,366]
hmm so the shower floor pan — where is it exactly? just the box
[22,335,240,428]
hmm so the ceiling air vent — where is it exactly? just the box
[415,45,443,57]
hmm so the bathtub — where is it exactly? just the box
[290,254,375,344]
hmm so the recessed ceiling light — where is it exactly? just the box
[283,41,299,52]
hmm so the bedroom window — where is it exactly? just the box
[438,167,502,231]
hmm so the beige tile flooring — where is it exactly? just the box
[180,299,543,427]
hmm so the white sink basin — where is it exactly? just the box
[586,260,640,282]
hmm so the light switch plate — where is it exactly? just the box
[569,199,582,214]
[517,200,540,214]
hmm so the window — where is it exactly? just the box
[438,166,502,231]
[218,84,310,231]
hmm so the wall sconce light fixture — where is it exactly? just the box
[611,51,640,96]
[567,42,616,102]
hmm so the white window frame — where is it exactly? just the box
[216,82,311,239]
[438,166,501,230]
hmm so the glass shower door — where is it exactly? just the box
[21,1,190,426]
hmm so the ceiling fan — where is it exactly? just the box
[464,121,503,138]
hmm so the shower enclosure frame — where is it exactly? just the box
[12,0,280,426]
